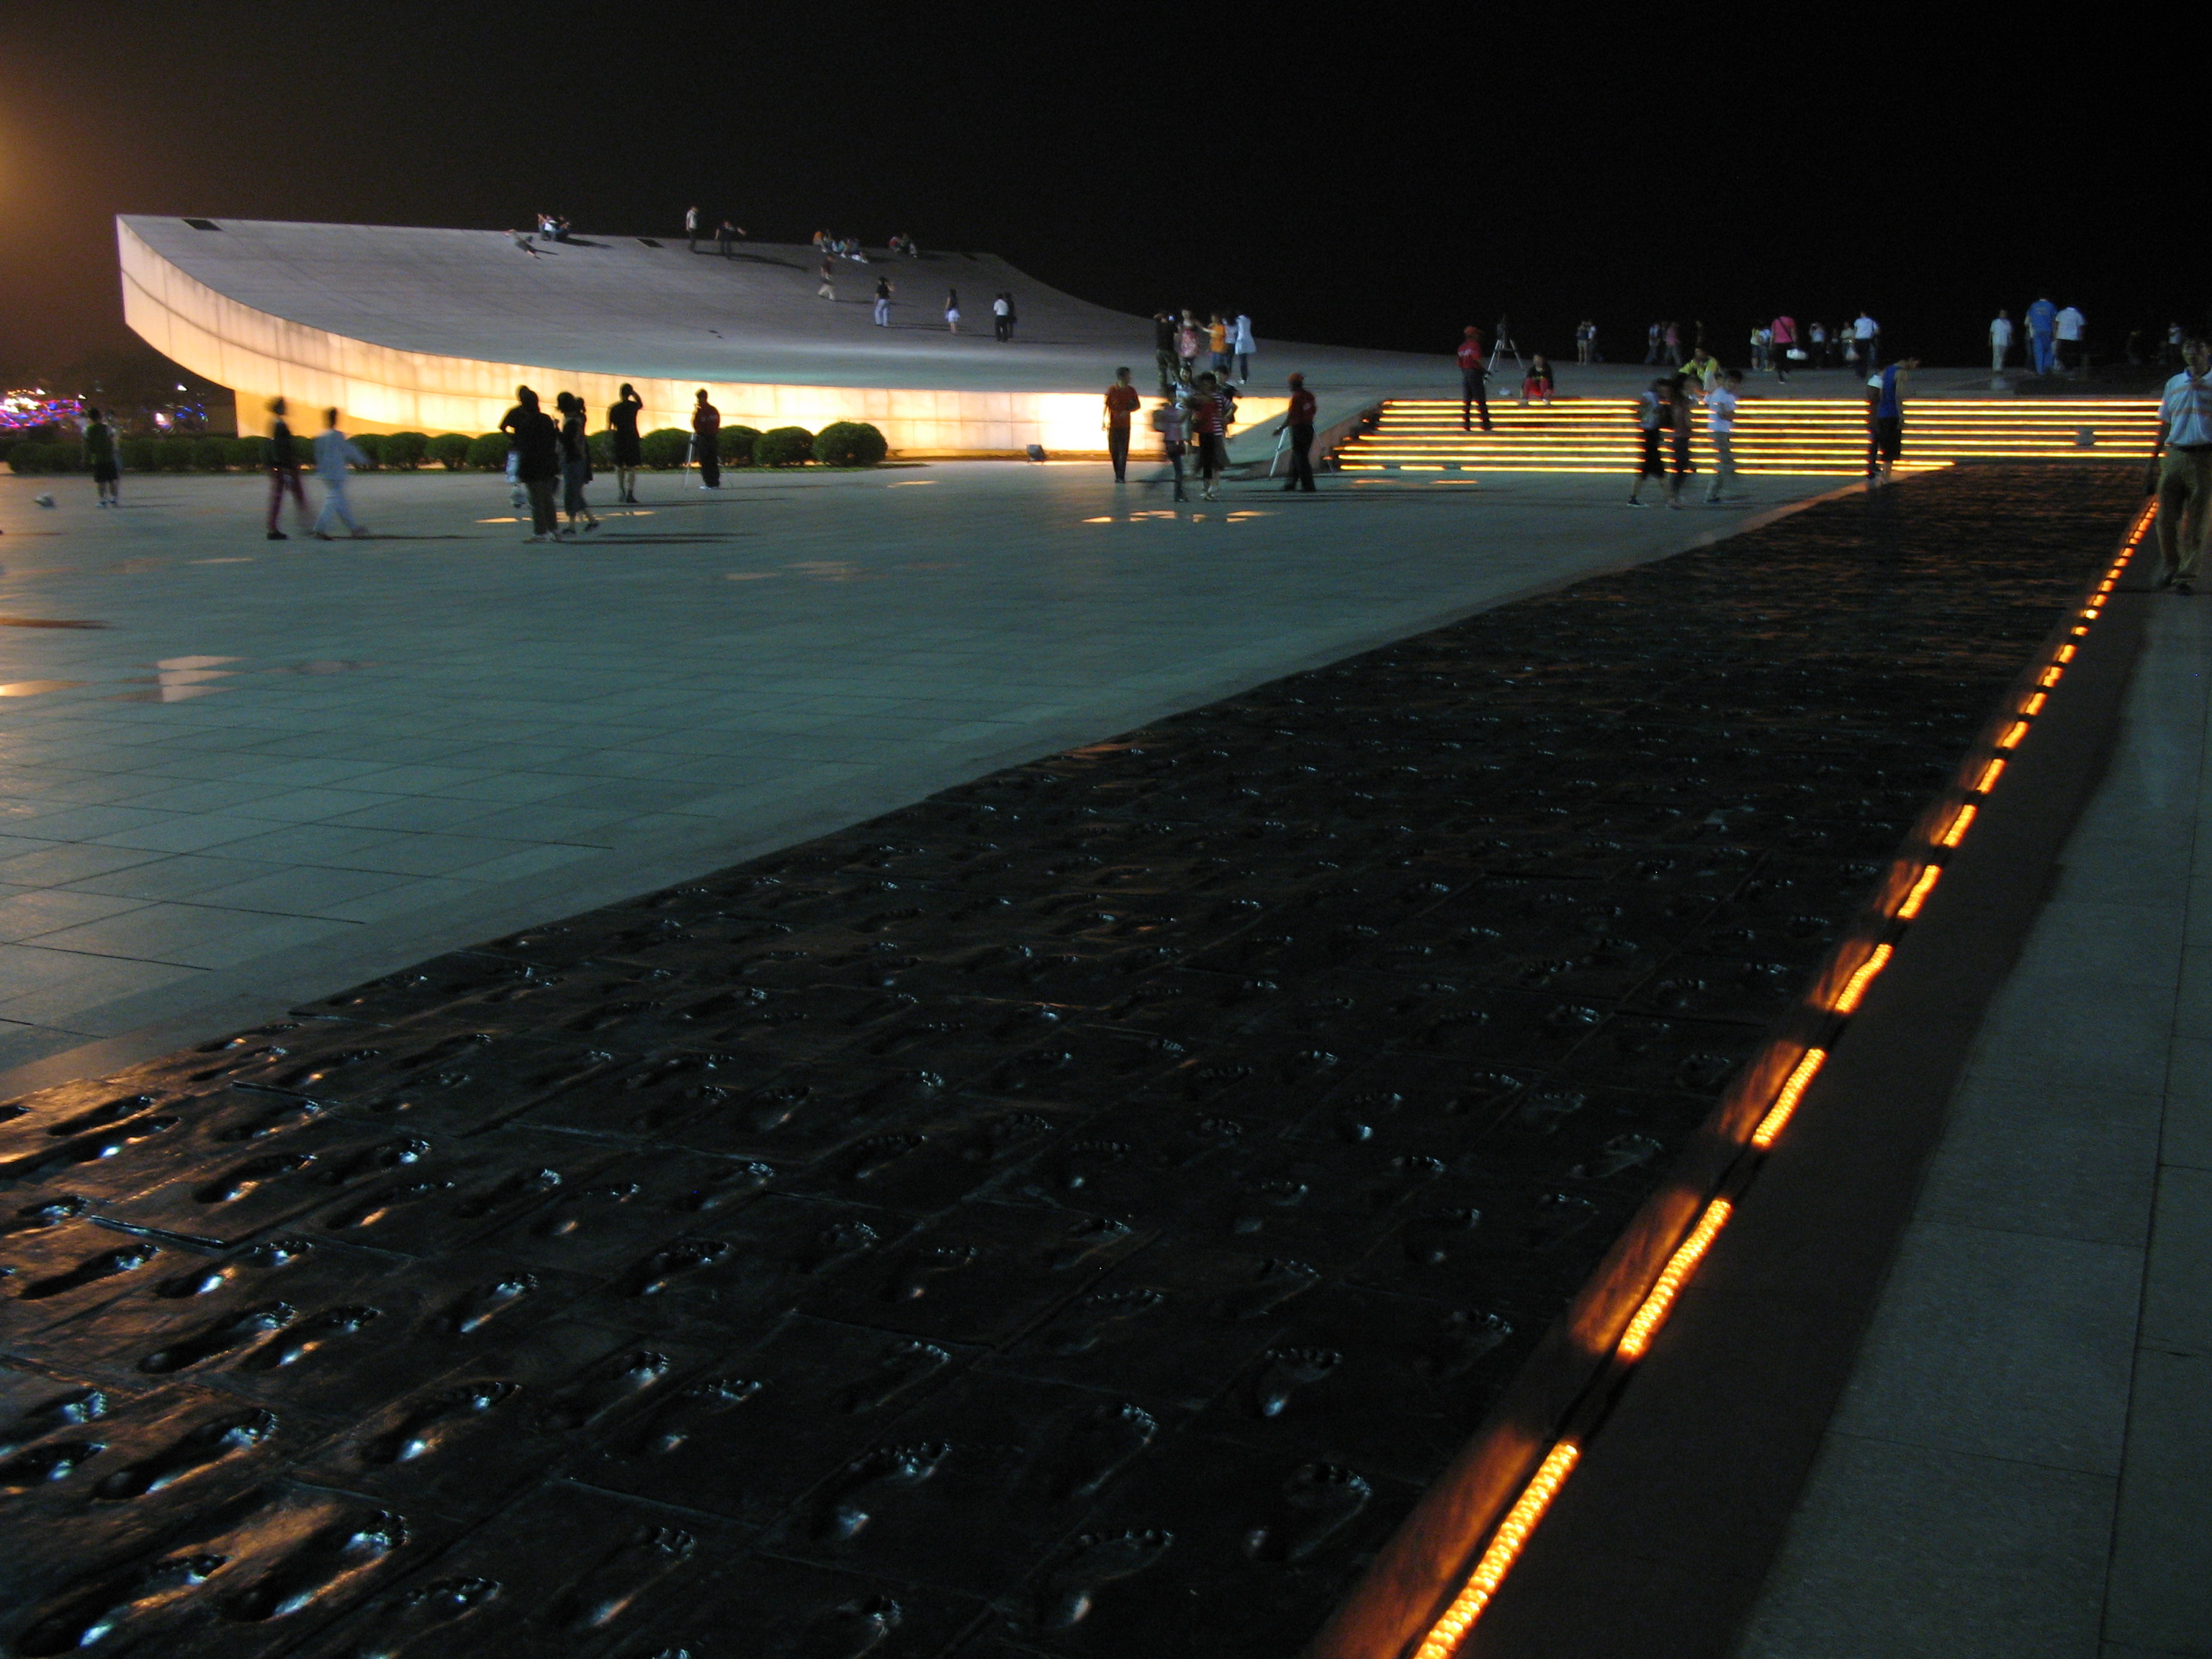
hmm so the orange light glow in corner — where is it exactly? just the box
[1830,943,1895,1012]
[1750,1048,1827,1148]
[1411,1441,1583,1659]
[1616,1199,1732,1361]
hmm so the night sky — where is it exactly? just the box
[0,3,2186,381]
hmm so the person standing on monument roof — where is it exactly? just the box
[1177,313,1202,379]
[1457,325,1493,433]
[2054,302,2087,375]
[718,219,744,257]
[1154,313,1179,391]
[1771,313,1798,382]
[993,292,1011,342]
[691,389,721,490]
[818,256,836,300]
[1208,315,1230,377]
[1990,309,2015,374]
[944,288,961,333]
[1104,367,1141,483]
[608,384,644,504]
[873,275,894,327]
[1231,313,1255,385]
[1852,310,1880,375]
[685,205,700,251]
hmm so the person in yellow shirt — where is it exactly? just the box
[1208,315,1229,377]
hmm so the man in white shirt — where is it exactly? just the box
[2154,338,2212,595]
[1990,310,2015,374]
[1703,369,1746,503]
[310,408,369,539]
[1853,312,1880,375]
[2054,305,2087,374]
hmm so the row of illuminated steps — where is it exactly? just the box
[1335,398,2161,475]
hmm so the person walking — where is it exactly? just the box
[944,288,961,333]
[1177,313,1202,379]
[873,275,895,327]
[264,397,310,539]
[309,408,369,538]
[2026,294,2057,374]
[685,205,700,252]
[1154,312,1179,390]
[1627,377,1671,506]
[1575,320,1593,366]
[1206,314,1229,377]
[1153,387,1190,503]
[1190,371,1231,501]
[717,219,743,257]
[1457,325,1493,432]
[1990,308,2015,374]
[1852,310,1880,376]
[1002,292,1018,341]
[1231,313,1255,383]
[2054,302,2086,374]
[2152,338,2212,595]
[1666,373,1695,505]
[1662,320,1683,367]
[503,387,561,541]
[608,384,644,503]
[1866,353,1919,483]
[817,256,836,300]
[1282,371,1317,493]
[1703,369,1745,503]
[555,392,600,535]
[1104,367,1141,483]
[83,408,120,508]
[1771,313,1798,382]
[691,389,721,489]
[1645,321,1663,365]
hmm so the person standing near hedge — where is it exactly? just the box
[554,392,600,535]
[310,408,369,539]
[502,387,562,541]
[691,389,721,490]
[608,384,644,503]
[83,408,120,508]
[264,397,311,540]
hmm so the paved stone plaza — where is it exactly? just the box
[0,464,1825,1087]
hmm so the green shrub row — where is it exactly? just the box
[6,421,889,475]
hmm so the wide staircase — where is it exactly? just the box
[1334,397,2161,477]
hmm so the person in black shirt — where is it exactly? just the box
[264,397,310,539]
[554,392,599,536]
[500,386,562,541]
[691,389,721,489]
[608,384,644,503]
[1154,313,1178,391]
[84,408,120,508]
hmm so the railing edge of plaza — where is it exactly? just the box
[1298,498,2156,1659]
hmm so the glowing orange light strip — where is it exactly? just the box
[1974,757,2006,793]
[2022,692,2047,715]
[1750,1048,1827,1148]
[1940,804,1977,848]
[1615,1199,1733,1361]
[1412,1442,1583,1659]
[2056,643,2077,662]
[1997,720,2030,750]
[1895,865,1941,920]
[1830,942,1895,1012]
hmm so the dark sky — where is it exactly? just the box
[0,1,2187,378]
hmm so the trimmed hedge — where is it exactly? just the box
[716,424,763,465]
[7,444,72,474]
[586,430,614,470]
[119,437,159,472]
[351,433,387,468]
[814,421,888,467]
[640,428,691,469]
[753,426,815,467]
[382,431,428,469]
[428,433,472,470]
[225,436,264,469]
[192,436,230,472]
[466,433,509,470]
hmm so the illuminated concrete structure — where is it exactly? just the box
[116,216,1413,451]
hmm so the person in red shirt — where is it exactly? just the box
[1190,371,1231,500]
[1103,367,1142,482]
[1457,325,1493,432]
[1281,372,1318,493]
